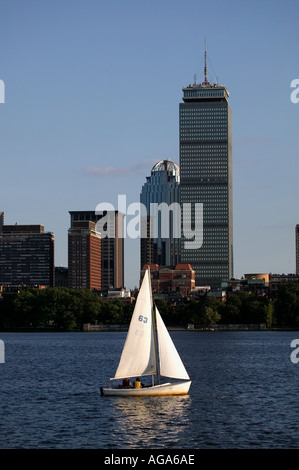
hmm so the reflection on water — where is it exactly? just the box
[109,395,191,448]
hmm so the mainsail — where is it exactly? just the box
[155,307,190,380]
[113,269,157,379]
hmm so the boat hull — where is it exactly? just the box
[100,380,191,397]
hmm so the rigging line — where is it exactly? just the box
[207,56,218,84]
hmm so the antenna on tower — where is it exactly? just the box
[203,38,209,85]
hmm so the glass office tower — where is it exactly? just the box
[179,73,233,290]
[140,160,180,268]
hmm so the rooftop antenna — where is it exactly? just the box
[203,38,209,85]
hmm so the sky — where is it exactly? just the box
[0,0,298,289]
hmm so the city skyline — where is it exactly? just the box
[0,1,298,289]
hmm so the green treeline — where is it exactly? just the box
[159,282,299,329]
[0,282,299,331]
[0,287,135,331]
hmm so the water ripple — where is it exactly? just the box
[0,331,298,448]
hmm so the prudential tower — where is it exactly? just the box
[179,47,233,291]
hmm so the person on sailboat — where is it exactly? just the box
[122,378,131,388]
[133,378,142,389]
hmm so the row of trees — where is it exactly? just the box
[157,284,298,328]
[0,282,298,331]
[0,288,134,331]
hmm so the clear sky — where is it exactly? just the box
[0,0,298,289]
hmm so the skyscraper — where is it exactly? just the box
[68,210,124,289]
[140,160,180,268]
[179,50,233,290]
[68,220,101,290]
[100,211,124,290]
[0,222,55,287]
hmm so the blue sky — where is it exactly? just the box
[0,0,298,289]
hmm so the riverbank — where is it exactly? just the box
[82,322,299,332]
[1,323,298,333]
[82,322,268,332]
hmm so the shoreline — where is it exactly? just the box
[1,324,299,333]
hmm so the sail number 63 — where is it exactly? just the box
[138,315,148,324]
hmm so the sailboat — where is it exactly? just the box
[100,267,191,397]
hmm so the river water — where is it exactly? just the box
[0,330,298,449]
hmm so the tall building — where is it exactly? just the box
[296,225,299,275]
[0,212,3,231]
[68,211,124,289]
[0,222,55,287]
[68,220,101,290]
[140,160,180,268]
[101,212,124,290]
[179,49,233,290]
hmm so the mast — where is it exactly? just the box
[148,266,160,385]
[203,38,209,85]
[153,304,161,385]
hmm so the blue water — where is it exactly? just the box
[0,331,298,449]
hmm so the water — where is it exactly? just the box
[0,330,298,449]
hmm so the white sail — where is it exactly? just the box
[113,269,157,379]
[155,307,190,380]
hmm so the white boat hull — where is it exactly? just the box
[100,380,191,397]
